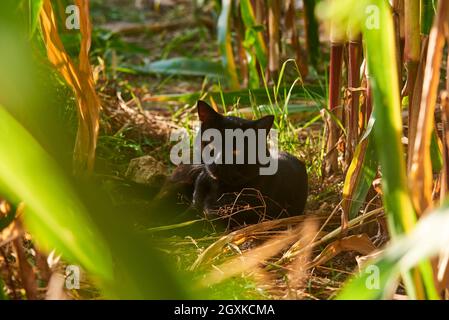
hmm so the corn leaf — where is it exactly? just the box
[0,105,113,280]
[240,0,268,69]
[342,121,377,220]
[119,57,225,78]
[145,84,325,105]
[28,0,43,37]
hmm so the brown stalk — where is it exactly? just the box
[407,37,429,172]
[267,0,280,80]
[404,0,421,106]
[39,0,100,175]
[393,0,405,87]
[13,235,38,300]
[345,34,362,168]
[285,0,308,78]
[235,11,249,88]
[404,0,421,175]
[361,61,373,127]
[440,91,449,202]
[440,25,449,202]
[252,0,264,24]
[324,42,344,176]
[409,0,449,215]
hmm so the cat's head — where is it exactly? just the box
[197,100,274,185]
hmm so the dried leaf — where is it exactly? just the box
[200,227,302,286]
[309,234,376,269]
[39,0,100,174]
[409,1,449,214]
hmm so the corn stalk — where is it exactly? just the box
[405,1,421,169]
[267,0,281,80]
[409,0,449,215]
[324,9,345,176]
[39,0,100,175]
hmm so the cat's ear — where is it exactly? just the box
[197,100,221,123]
[255,115,274,131]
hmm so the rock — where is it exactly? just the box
[125,155,167,185]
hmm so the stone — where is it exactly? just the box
[125,155,167,185]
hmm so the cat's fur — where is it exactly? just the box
[158,101,308,227]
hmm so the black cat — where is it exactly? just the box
[157,101,308,228]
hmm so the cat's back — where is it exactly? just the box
[267,151,308,214]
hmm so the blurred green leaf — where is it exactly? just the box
[0,105,113,281]
[119,57,225,78]
[28,0,43,37]
[431,130,443,173]
[240,0,268,88]
[421,0,435,35]
[240,0,267,69]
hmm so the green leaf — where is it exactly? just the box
[28,0,43,38]
[0,105,113,281]
[431,130,443,173]
[146,84,325,106]
[118,57,225,78]
[421,0,435,35]
[240,0,268,69]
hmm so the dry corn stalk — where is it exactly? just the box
[409,0,449,215]
[39,0,100,174]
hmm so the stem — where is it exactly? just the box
[267,0,280,80]
[346,35,362,168]
[409,0,449,215]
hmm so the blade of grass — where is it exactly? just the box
[0,105,113,281]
